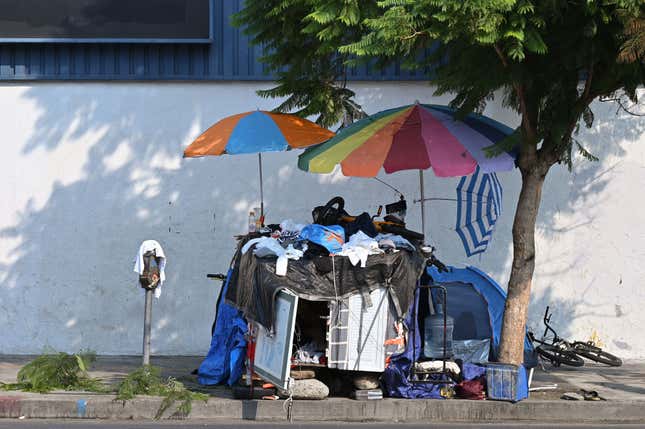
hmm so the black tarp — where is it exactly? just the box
[225,237,427,332]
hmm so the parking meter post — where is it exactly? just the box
[143,288,153,366]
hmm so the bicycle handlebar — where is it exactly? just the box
[206,273,227,281]
[542,305,559,342]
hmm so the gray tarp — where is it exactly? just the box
[225,237,427,332]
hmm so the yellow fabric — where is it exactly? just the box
[340,109,413,177]
[308,108,411,173]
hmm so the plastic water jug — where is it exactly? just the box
[423,308,454,359]
[248,211,256,233]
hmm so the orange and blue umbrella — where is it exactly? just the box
[184,110,334,157]
[298,104,516,177]
[184,111,335,218]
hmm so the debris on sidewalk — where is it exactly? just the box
[0,350,104,393]
[561,389,608,401]
[116,365,208,419]
[561,391,584,401]
[581,389,607,401]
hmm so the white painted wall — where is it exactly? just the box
[0,82,642,358]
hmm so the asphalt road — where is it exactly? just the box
[0,422,643,429]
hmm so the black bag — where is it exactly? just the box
[139,250,161,290]
[312,196,348,226]
[342,211,378,238]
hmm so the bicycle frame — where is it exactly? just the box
[541,306,561,344]
[528,306,572,351]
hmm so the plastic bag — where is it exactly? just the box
[299,224,345,254]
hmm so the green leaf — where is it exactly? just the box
[508,41,525,60]
[504,29,525,41]
[75,355,87,373]
[575,139,599,162]
[524,27,548,54]
[116,365,208,419]
[582,106,595,128]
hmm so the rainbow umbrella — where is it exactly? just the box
[298,103,515,236]
[184,110,334,217]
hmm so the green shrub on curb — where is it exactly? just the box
[116,365,208,419]
[0,350,105,393]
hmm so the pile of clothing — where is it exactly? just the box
[241,218,418,276]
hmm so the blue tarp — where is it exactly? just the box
[382,287,445,399]
[198,269,248,386]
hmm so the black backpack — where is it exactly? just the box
[312,196,348,226]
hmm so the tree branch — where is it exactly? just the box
[400,30,427,41]
[493,44,537,160]
[600,95,645,117]
[581,67,593,104]
[494,44,509,67]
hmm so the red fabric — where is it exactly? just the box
[455,376,486,400]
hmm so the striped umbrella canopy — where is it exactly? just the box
[298,103,515,177]
[456,166,503,257]
[184,110,335,218]
[298,103,515,240]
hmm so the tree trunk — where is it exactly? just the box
[498,166,548,364]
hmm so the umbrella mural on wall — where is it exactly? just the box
[298,103,516,238]
[184,110,335,218]
[455,166,503,257]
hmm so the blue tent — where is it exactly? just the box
[426,265,536,366]
[382,265,534,400]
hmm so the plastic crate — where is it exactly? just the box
[484,363,527,402]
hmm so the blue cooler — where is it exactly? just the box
[484,363,529,402]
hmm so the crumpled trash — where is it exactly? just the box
[374,233,416,251]
[280,219,307,234]
[561,392,584,401]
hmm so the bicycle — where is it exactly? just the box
[528,306,622,367]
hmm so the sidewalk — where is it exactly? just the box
[1,355,644,422]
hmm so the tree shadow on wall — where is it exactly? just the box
[0,83,423,355]
[527,98,644,340]
[0,83,640,357]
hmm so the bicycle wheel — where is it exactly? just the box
[573,342,622,367]
[536,344,585,367]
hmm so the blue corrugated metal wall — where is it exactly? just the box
[0,0,426,82]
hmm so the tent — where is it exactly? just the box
[382,264,534,400]
[424,265,537,367]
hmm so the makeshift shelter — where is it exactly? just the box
[382,265,534,400]
[424,265,537,367]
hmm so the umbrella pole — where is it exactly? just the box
[258,153,264,219]
[419,169,426,242]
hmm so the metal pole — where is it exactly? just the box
[258,153,264,219]
[419,170,426,241]
[142,288,153,366]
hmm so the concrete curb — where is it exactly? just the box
[1,393,645,422]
